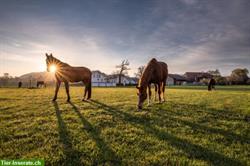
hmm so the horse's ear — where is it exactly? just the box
[49,53,53,57]
[45,53,49,57]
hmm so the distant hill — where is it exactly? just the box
[19,72,55,82]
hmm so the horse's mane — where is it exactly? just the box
[50,56,70,67]
[138,58,157,88]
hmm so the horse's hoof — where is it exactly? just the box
[67,99,70,102]
[52,99,56,102]
[84,98,91,102]
[137,105,142,110]
[82,99,90,102]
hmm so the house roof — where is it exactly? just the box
[107,74,130,79]
[92,70,108,77]
[106,74,138,82]
[168,74,187,81]
[184,72,212,81]
[106,74,122,79]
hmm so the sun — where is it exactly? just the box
[49,65,57,73]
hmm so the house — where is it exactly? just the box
[184,72,213,83]
[92,70,116,87]
[107,74,138,86]
[126,76,138,85]
[167,74,187,85]
[92,71,138,86]
[247,78,250,85]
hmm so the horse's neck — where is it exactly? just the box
[139,65,153,87]
[57,60,70,68]
[61,62,70,67]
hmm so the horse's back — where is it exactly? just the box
[209,78,216,85]
[157,61,168,80]
[73,66,91,74]
[142,59,168,83]
[158,62,168,72]
[56,66,91,82]
[69,66,91,80]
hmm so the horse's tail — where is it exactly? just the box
[87,81,92,99]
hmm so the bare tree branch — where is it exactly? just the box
[115,59,130,85]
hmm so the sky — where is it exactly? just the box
[0,0,250,77]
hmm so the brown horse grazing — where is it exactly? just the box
[136,58,168,109]
[37,81,46,88]
[18,81,22,88]
[208,78,216,91]
[45,53,92,102]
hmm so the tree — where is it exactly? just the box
[230,68,249,84]
[215,76,228,85]
[207,69,221,77]
[116,60,130,85]
[200,78,209,85]
[207,69,228,85]
[0,73,10,87]
[134,66,145,78]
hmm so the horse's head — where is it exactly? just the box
[136,85,147,109]
[45,53,58,72]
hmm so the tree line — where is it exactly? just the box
[116,59,249,85]
[205,68,249,85]
[0,60,249,87]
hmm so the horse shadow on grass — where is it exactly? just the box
[68,101,122,165]
[155,101,250,145]
[89,99,245,166]
[53,102,82,166]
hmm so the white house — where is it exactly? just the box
[107,74,138,86]
[166,76,174,85]
[91,70,116,87]
[167,74,188,85]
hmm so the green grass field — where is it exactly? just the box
[0,86,249,165]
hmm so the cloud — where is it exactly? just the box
[0,0,249,76]
[180,0,197,5]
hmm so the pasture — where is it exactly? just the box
[0,86,249,165]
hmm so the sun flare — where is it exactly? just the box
[49,65,57,73]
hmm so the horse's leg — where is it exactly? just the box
[154,83,157,102]
[162,81,166,102]
[64,81,70,102]
[82,81,87,101]
[53,81,61,101]
[147,84,152,106]
[158,82,162,103]
[87,81,92,100]
[208,84,211,91]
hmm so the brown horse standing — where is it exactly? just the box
[208,78,216,91]
[45,53,92,102]
[136,58,168,109]
[37,81,46,88]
